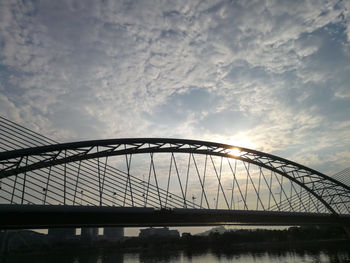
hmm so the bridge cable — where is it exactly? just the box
[100,156,109,204]
[199,154,208,209]
[273,171,295,212]
[210,155,229,209]
[184,153,191,207]
[1,117,185,208]
[229,159,237,210]
[227,158,246,210]
[0,136,178,210]
[260,169,280,211]
[150,152,162,208]
[1,122,176,208]
[215,157,223,209]
[97,146,103,206]
[0,119,136,206]
[20,156,29,205]
[72,160,82,205]
[164,152,173,208]
[1,141,138,207]
[243,163,250,210]
[256,167,262,210]
[172,153,186,208]
[191,153,209,209]
[243,162,265,211]
[63,150,66,205]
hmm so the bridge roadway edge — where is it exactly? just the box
[0,205,349,229]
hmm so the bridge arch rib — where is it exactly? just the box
[0,138,349,215]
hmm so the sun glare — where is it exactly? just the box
[229,147,242,157]
[212,134,256,150]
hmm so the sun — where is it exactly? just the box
[228,147,242,157]
[209,133,256,155]
[226,133,256,150]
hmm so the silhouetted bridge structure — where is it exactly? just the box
[0,117,349,229]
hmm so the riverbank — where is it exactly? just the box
[1,226,349,256]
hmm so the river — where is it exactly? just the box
[2,249,350,263]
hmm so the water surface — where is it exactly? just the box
[3,249,350,263]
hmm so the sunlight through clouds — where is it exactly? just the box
[0,0,349,175]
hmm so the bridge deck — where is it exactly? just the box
[0,205,349,229]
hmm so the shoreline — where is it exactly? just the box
[1,238,349,257]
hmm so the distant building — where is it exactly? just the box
[48,228,75,241]
[139,227,179,238]
[103,227,124,241]
[81,228,98,242]
[196,226,226,236]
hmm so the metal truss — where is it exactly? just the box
[1,138,349,215]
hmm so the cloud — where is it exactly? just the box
[199,110,256,134]
[0,0,350,174]
[144,87,221,125]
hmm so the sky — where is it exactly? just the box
[1,0,350,177]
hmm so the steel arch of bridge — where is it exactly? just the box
[1,138,349,216]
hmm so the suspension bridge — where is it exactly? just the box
[0,116,349,229]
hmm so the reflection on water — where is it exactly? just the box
[2,249,350,263]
